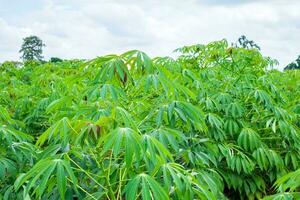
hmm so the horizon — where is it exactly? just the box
[1,0,300,70]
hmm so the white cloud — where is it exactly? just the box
[0,18,31,61]
[0,0,299,70]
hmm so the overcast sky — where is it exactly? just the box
[1,0,299,70]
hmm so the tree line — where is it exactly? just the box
[4,35,300,70]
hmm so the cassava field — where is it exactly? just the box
[0,40,300,200]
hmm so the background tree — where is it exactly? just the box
[50,57,63,63]
[284,55,300,70]
[19,35,45,61]
[235,35,261,50]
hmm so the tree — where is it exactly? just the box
[19,35,45,61]
[284,55,300,70]
[50,57,63,63]
[235,35,261,50]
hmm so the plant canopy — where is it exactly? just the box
[1,40,300,199]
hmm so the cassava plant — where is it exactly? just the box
[0,40,299,200]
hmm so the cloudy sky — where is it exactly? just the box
[1,0,299,70]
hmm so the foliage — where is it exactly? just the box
[284,55,300,70]
[235,35,261,50]
[19,35,46,61]
[1,40,300,199]
[50,57,63,63]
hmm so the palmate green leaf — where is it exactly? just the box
[121,50,154,73]
[252,147,283,171]
[100,84,126,100]
[196,169,224,193]
[0,157,17,179]
[180,144,217,167]
[162,101,207,131]
[224,118,240,137]
[141,134,173,166]
[267,149,284,170]
[92,56,133,85]
[206,113,224,129]
[200,96,221,112]
[156,71,177,97]
[109,57,131,83]
[73,119,110,147]
[226,102,244,118]
[157,66,195,100]
[37,163,56,198]
[74,105,111,122]
[284,151,300,170]
[220,169,266,197]
[220,170,243,191]
[253,89,273,108]
[173,81,197,100]
[149,127,185,152]
[141,73,160,91]
[136,51,154,73]
[11,141,38,162]
[153,71,195,101]
[208,127,227,141]
[182,69,198,81]
[278,120,300,140]
[46,96,73,113]
[101,127,142,167]
[0,125,33,145]
[124,173,169,200]
[114,106,138,131]
[292,104,300,114]
[0,106,15,124]
[154,56,181,72]
[152,162,193,198]
[36,117,77,147]
[228,153,255,174]
[84,54,116,70]
[242,177,264,197]
[3,185,14,200]
[237,128,261,151]
[136,51,153,73]
[57,162,67,199]
[252,147,269,171]
[156,106,165,127]
[263,193,296,200]
[37,144,62,160]
[151,162,220,199]
[85,83,126,101]
[14,157,78,200]
[215,92,232,105]
[274,168,300,192]
[266,117,277,133]
[219,144,255,174]
[273,106,292,121]
[192,179,217,200]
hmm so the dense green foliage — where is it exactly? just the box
[284,55,300,70]
[235,35,261,50]
[1,40,300,199]
[50,57,64,63]
[19,35,45,61]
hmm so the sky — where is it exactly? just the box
[0,0,300,70]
